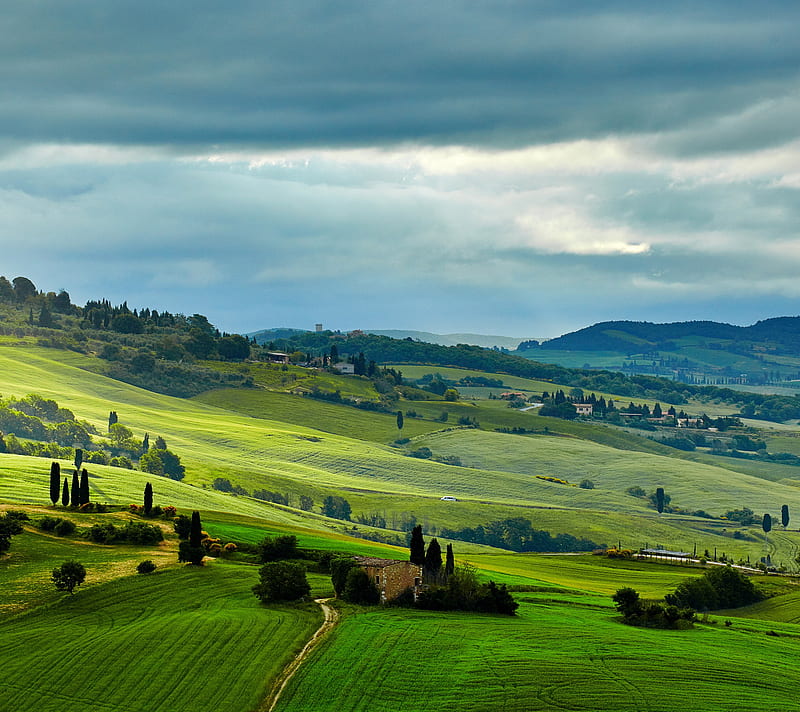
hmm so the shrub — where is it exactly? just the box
[252,561,310,602]
[258,535,299,562]
[579,479,595,489]
[137,560,157,574]
[665,565,763,611]
[52,560,86,594]
[342,567,381,605]
[53,518,76,536]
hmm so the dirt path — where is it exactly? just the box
[260,598,339,712]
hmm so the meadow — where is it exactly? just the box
[0,560,322,712]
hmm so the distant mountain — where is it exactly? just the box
[367,330,544,350]
[247,327,309,344]
[519,317,800,387]
[539,318,800,353]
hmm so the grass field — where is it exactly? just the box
[278,591,800,712]
[0,560,321,712]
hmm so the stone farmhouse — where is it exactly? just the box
[353,556,423,603]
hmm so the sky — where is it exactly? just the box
[2,1,800,339]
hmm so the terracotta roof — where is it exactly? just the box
[353,556,411,568]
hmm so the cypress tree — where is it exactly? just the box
[49,461,61,505]
[445,543,455,578]
[189,511,202,548]
[70,470,80,507]
[108,411,118,431]
[74,448,83,471]
[655,487,665,514]
[409,524,425,566]
[61,477,69,507]
[79,469,90,506]
[781,504,790,529]
[396,411,404,432]
[424,538,442,584]
[142,432,150,453]
[763,513,772,534]
[144,482,153,516]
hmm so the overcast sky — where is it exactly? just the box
[2,1,800,338]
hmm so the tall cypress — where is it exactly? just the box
[142,432,150,453]
[49,462,61,505]
[655,487,665,514]
[61,477,70,507]
[445,543,455,578]
[189,511,202,548]
[424,538,442,584]
[409,524,425,566]
[74,448,83,471]
[763,513,772,534]
[781,504,790,529]
[70,470,80,507]
[144,482,153,516]
[396,411,404,432]
[79,469,90,506]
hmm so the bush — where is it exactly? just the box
[665,565,763,611]
[252,561,310,602]
[52,560,86,594]
[578,479,595,489]
[137,560,157,574]
[258,535,299,562]
[342,567,381,605]
[53,518,76,536]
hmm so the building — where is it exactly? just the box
[574,403,593,416]
[266,352,289,364]
[334,362,355,374]
[315,323,323,332]
[353,556,423,603]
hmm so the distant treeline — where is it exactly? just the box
[440,517,604,553]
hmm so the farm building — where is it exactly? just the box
[266,351,290,364]
[334,362,355,374]
[574,403,593,415]
[353,556,422,603]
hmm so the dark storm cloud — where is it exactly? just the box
[2,1,799,152]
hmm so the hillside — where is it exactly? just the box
[523,317,800,391]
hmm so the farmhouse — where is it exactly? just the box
[266,351,289,364]
[353,556,422,603]
[574,403,593,415]
[334,362,355,374]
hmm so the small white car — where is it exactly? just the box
[440,496,458,502]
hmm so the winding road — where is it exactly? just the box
[260,598,339,712]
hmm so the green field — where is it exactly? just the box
[0,560,321,712]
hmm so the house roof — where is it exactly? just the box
[353,556,412,568]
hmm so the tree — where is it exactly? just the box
[655,487,665,514]
[330,556,356,597]
[173,514,192,539]
[74,448,84,470]
[252,561,310,602]
[443,388,459,402]
[299,495,313,511]
[0,513,24,555]
[38,305,53,328]
[409,524,425,566]
[49,461,61,505]
[342,567,380,605]
[258,535,299,562]
[142,432,150,453]
[781,504,790,529]
[762,513,772,534]
[189,511,202,548]
[612,587,643,619]
[61,477,69,506]
[321,495,351,521]
[12,276,37,302]
[108,411,118,431]
[143,482,153,516]
[445,543,455,579]
[424,538,442,582]
[109,423,134,447]
[396,410,404,432]
[155,436,167,450]
[179,511,205,565]
[111,314,144,334]
[52,560,86,594]
[70,470,80,507]
[79,468,90,505]
[140,449,185,480]
[217,334,251,361]
[653,402,663,418]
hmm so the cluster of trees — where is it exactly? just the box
[408,525,516,614]
[439,517,603,553]
[665,565,763,610]
[612,587,695,629]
